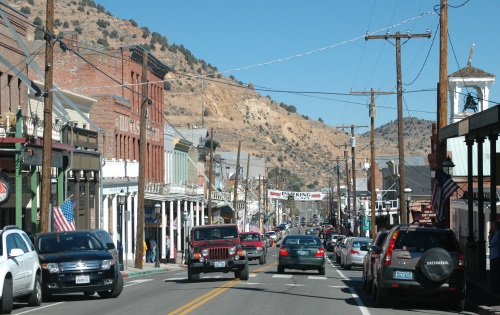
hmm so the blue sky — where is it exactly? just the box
[95,0,499,131]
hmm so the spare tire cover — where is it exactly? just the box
[419,248,454,282]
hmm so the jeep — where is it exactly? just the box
[187,224,249,282]
[240,232,266,264]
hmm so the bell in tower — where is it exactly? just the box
[463,93,478,112]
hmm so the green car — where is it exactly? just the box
[277,234,326,275]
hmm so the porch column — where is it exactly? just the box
[176,200,182,263]
[190,200,194,228]
[489,134,498,222]
[169,200,174,260]
[201,201,205,225]
[161,201,166,260]
[476,137,486,279]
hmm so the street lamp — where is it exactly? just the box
[154,202,161,268]
[204,215,208,225]
[385,200,391,227]
[117,189,126,271]
[403,187,412,224]
[442,156,455,176]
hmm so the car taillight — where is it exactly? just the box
[452,234,466,270]
[315,247,325,257]
[279,246,288,256]
[384,230,399,266]
[350,249,359,255]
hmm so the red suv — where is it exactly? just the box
[372,225,466,311]
[240,232,266,264]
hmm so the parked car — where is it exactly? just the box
[362,229,389,293]
[334,236,347,263]
[0,226,42,314]
[372,224,466,312]
[262,234,270,248]
[340,237,372,270]
[30,230,123,299]
[240,232,266,264]
[323,232,338,250]
[277,234,326,275]
[305,228,315,235]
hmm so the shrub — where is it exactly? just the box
[164,81,171,91]
[130,19,138,27]
[20,7,31,15]
[63,21,69,28]
[74,26,83,34]
[33,16,43,26]
[97,38,109,47]
[27,0,34,5]
[97,19,109,28]
[77,5,84,12]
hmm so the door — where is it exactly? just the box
[5,234,27,295]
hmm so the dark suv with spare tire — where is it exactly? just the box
[371,224,466,312]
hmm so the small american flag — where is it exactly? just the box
[53,198,76,231]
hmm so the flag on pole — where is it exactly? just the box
[53,198,76,231]
[431,169,459,222]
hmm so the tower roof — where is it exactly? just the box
[449,65,494,78]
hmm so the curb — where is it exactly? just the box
[121,265,187,279]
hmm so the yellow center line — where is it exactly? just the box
[169,262,278,315]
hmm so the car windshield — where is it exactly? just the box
[240,234,260,241]
[283,237,320,246]
[37,233,104,253]
[193,227,238,241]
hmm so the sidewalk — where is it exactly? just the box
[120,260,186,279]
[466,272,500,315]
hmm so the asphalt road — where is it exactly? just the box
[12,228,479,315]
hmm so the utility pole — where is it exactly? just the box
[365,30,431,227]
[201,70,205,129]
[207,128,214,224]
[351,89,394,231]
[40,0,54,233]
[335,158,341,234]
[134,49,148,269]
[438,0,449,228]
[243,154,250,230]
[258,174,262,233]
[232,141,241,223]
[337,124,367,235]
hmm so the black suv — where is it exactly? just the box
[30,231,123,299]
[371,224,466,311]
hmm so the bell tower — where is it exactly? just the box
[448,44,495,123]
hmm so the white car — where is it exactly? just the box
[265,231,277,242]
[0,226,42,314]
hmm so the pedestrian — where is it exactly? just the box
[142,239,147,266]
[165,235,170,264]
[489,220,500,292]
[149,238,157,263]
[145,238,151,262]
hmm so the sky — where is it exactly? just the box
[95,0,500,131]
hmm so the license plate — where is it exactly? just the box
[394,270,413,280]
[75,275,90,284]
[297,250,308,255]
[214,261,225,268]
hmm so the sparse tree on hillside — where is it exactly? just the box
[130,19,138,27]
[20,7,31,15]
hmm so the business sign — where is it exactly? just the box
[418,208,436,225]
[0,172,11,206]
[267,190,323,201]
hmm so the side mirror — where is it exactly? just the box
[9,248,24,258]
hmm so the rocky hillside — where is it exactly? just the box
[7,0,433,188]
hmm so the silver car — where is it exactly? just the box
[341,237,372,270]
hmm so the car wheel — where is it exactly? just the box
[374,280,387,308]
[336,255,340,264]
[419,248,454,282]
[259,254,265,265]
[98,273,124,298]
[0,278,13,314]
[345,264,352,270]
[277,266,284,274]
[28,275,42,306]
[188,268,200,282]
[238,262,249,280]
[318,267,325,275]
[450,295,465,312]
[362,270,367,291]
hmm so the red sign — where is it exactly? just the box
[418,208,436,224]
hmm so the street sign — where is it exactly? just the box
[418,208,436,224]
[363,216,371,230]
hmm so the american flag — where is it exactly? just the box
[431,168,459,222]
[53,198,76,231]
[250,223,260,233]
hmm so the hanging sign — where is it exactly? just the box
[0,172,11,206]
[267,190,323,201]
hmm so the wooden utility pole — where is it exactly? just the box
[365,30,430,227]
[243,154,250,229]
[134,49,148,269]
[232,141,241,222]
[40,0,54,233]
[207,128,214,224]
[351,89,394,232]
[337,124,367,235]
[258,174,262,233]
[438,0,449,228]
[335,158,341,233]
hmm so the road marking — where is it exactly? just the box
[349,287,371,315]
[165,277,186,281]
[168,279,240,315]
[124,279,153,287]
[308,276,327,280]
[15,302,65,314]
[329,285,348,289]
[285,284,304,286]
[169,262,278,315]
[272,274,292,278]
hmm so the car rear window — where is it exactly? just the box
[394,230,456,252]
[240,234,260,241]
[352,241,371,248]
[284,237,320,246]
